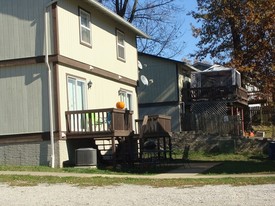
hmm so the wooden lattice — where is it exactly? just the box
[191,101,227,117]
[183,101,241,135]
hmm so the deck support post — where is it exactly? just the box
[112,136,116,167]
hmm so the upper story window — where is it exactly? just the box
[79,8,92,47]
[116,29,125,61]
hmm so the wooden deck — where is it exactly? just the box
[65,108,133,139]
[65,109,172,166]
[181,86,248,136]
[182,86,248,105]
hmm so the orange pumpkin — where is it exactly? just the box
[116,101,125,109]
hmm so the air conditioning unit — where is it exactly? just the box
[75,148,97,166]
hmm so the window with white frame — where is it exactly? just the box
[119,89,132,110]
[116,29,125,61]
[79,8,91,46]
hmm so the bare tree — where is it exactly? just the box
[101,0,185,58]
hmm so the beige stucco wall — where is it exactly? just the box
[56,140,69,167]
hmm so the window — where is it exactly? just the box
[79,8,91,46]
[116,29,125,61]
[119,89,132,110]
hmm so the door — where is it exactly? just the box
[119,89,133,130]
[119,89,132,110]
[67,77,86,131]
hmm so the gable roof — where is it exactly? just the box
[192,62,212,71]
[83,0,149,38]
[138,52,200,72]
[203,64,233,72]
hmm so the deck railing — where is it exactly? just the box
[182,86,248,103]
[65,108,133,135]
[135,115,172,135]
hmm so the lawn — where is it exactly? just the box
[1,152,275,187]
[193,152,275,174]
[1,152,274,175]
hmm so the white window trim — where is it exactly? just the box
[119,89,132,110]
[79,8,92,47]
[116,29,126,61]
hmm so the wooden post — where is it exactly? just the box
[112,136,116,167]
[157,137,160,159]
[236,107,240,135]
[163,136,167,159]
[241,108,245,136]
[168,136,172,160]
[260,106,263,125]
[139,116,148,160]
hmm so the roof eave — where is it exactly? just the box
[84,0,150,39]
[138,52,200,72]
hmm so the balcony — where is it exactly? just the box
[65,108,133,139]
[182,86,248,105]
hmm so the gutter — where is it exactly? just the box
[44,0,58,168]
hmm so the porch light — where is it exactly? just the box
[87,80,93,89]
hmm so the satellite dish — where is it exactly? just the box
[138,60,143,70]
[140,75,149,86]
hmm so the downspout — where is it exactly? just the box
[44,0,58,168]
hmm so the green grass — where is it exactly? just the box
[1,152,275,187]
[174,151,275,174]
[1,174,275,187]
[0,165,114,174]
[0,152,274,176]
[0,164,179,176]
[189,151,254,161]
[204,160,275,174]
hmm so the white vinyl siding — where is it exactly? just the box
[79,8,91,46]
[116,29,125,61]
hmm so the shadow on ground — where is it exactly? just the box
[202,159,275,174]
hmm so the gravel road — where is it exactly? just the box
[1,183,275,206]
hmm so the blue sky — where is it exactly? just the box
[172,0,201,62]
[172,0,214,64]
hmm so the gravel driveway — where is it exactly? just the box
[1,183,275,206]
